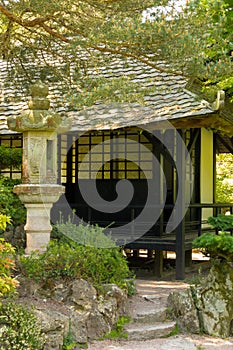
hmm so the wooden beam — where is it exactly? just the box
[144,130,176,168]
[217,134,233,154]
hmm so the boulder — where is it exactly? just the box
[86,310,111,339]
[97,296,118,326]
[70,311,89,343]
[167,261,233,338]
[167,288,200,333]
[17,275,41,297]
[34,309,69,350]
[53,283,70,302]
[65,279,97,310]
[194,261,233,338]
[102,283,128,315]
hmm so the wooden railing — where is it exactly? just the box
[67,202,233,239]
[188,203,233,236]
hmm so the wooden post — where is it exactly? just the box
[133,249,140,258]
[152,250,163,277]
[185,249,192,267]
[175,130,186,280]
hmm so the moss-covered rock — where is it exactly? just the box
[193,261,233,338]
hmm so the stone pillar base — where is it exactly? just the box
[25,231,51,254]
[24,203,53,253]
[14,184,65,253]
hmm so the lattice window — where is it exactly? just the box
[59,130,153,183]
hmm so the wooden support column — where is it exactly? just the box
[133,249,140,258]
[176,222,185,279]
[175,130,186,280]
[152,130,164,237]
[152,250,163,277]
[185,249,192,267]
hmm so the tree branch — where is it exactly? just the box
[41,23,70,43]
[90,44,189,77]
[0,4,52,27]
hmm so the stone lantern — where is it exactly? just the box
[7,81,71,253]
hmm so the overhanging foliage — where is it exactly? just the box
[0,0,232,103]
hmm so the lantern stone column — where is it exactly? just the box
[7,81,71,253]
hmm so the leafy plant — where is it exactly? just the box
[0,176,26,227]
[0,238,18,297]
[54,216,117,248]
[0,302,44,350]
[101,316,130,340]
[0,214,11,231]
[18,221,132,293]
[192,215,233,262]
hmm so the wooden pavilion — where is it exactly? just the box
[0,57,233,279]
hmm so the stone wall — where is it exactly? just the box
[167,261,233,338]
[17,277,128,349]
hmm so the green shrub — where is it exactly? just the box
[193,214,233,262]
[0,176,26,227]
[193,232,233,262]
[0,238,18,297]
[18,222,132,293]
[0,302,44,350]
[207,214,233,231]
[0,145,22,171]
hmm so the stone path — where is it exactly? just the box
[87,278,233,350]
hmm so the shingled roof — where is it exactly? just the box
[0,56,232,135]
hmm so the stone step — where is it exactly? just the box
[124,321,177,341]
[132,307,167,323]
